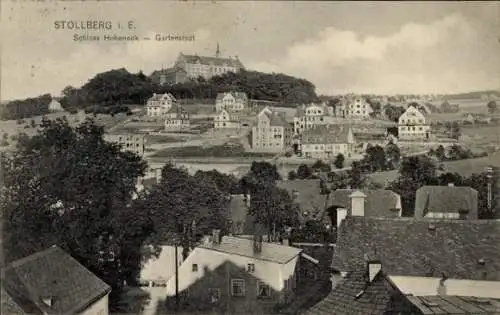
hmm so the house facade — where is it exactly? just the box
[158,67,189,85]
[335,97,373,119]
[398,105,431,140]
[48,99,63,112]
[251,107,293,153]
[104,133,146,156]
[1,245,111,315]
[165,233,304,314]
[293,103,329,135]
[164,104,190,130]
[146,93,177,117]
[215,92,248,112]
[300,125,355,160]
[214,109,241,130]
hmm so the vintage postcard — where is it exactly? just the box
[1,1,499,314]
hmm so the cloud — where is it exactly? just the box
[248,13,499,95]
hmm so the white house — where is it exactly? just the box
[335,97,373,119]
[398,105,431,140]
[251,107,293,153]
[300,125,355,160]
[140,245,185,287]
[48,99,63,112]
[146,93,177,117]
[215,92,248,112]
[214,109,241,129]
[293,103,329,135]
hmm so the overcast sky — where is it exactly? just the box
[1,1,499,100]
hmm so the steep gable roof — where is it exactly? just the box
[332,217,500,281]
[264,111,290,127]
[328,189,401,218]
[2,246,111,314]
[305,267,412,315]
[301,125,353,144]
[199,236,302,264]
[276,180,328,219]
[147,93,176,103]
[415,186,478,220]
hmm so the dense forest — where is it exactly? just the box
[1,94,52,120]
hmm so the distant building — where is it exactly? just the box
[146,93,177,117]
[104,133,146,156]
[335,97,373,119]
[165,232,315,314]
[414,184,478,220]
[1,245,111,315]
[300,125,355,160]
[251,107,293,153]
[214,109,241,130]
[158,66,188,85]
[293,103,329,135]
[215,92,248,112]
[48,99,63,112]
[398,105,431,140]
[164,104,190,130]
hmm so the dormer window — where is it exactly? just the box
[247,263,255,272]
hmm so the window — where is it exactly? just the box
[257,281,271,298]
[231,279,245,296]
[208,288,221,303]
[192,264,198,272]
[247,263,255,272]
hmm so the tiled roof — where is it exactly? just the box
[161,66,187,75]
[1,287,28,315]
[216,91,248,102]
[406,295,500,314]
[301,125,353,144]
[304,267,411,315]
[148,93,176,102]
[415,186,478,220]
[264,111,290,127]
[328,189,401,218]
[276,179,328,220]
[165,104,189,116]
[332,217,500,281]
[199,236,302,264]
[2,246,111,314]
[180,54,244,69]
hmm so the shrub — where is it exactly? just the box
[0,139,9,147]
[2,133,8,140]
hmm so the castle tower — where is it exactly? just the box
[215,42,221,58]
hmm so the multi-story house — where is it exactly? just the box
[251,107,293,153]
[300,125,355,160]
[215,92,248,112]
[146,93,177,117]
[398,105,431,140]
[165,231,316,314]
[293,103,329,135]
[160,44,245,85]
[1,245,111,315]
[214,108,241,129]
[335,97,373,119]
[164,104,190,130]
[104,133,146,156]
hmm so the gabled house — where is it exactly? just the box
[215,92,248,112]
[415,185,478,220]
[293,103,329,135]
[48,99,63,112]
[165,232,313,314]
[335,97,373,119]
[398,105,431,140]
[251,107,293,153]
[1,245,111,315]
[146,93,177,117]
[300,125,355,160]
[164,104,190,130]
[104,133,146,156]
[214,108,241,130]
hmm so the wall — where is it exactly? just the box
[140,245,184,286]
[79,294,109,315]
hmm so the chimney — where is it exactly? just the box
[212,229,221,245]
[337,208,347,228]
[253,234,263,254]
[350,190,367,217]
[437,273,448,296]
[366,259,382,283]
[458,208,469,220]
[448,183,454,187]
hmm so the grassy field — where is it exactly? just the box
[460,125,500,151]
[150,143,276,159]
[147,134,187,144]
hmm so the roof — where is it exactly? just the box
[147,93,176,103]
[1,287,27,315]
[332,216,500,281]
[301,125,353,144]
[180,54,244,69]
[216,91,248,102]
[199,236,302,264]
[415,186,478,220]
[2,246,111,314]
[161,66,187,75]
[328,189,401,218]
[263,110,290,127]
[276,179,328,220]
[406,296,500,314]
[304,267,410,315]
[165,104,189,116]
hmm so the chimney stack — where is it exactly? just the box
[458,208,469,220]
[212,229,221,245]
[253,234,263,254]
[350,190,367,217]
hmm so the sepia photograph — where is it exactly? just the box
[1,1,499,314]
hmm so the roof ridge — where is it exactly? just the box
[2,245,59,271]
